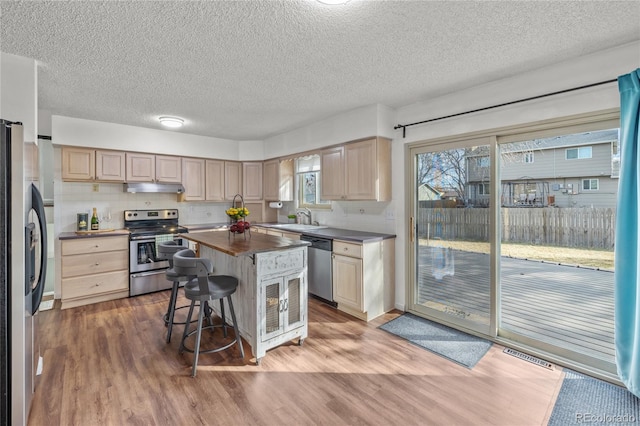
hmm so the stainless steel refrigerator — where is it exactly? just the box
[1,120,47,425]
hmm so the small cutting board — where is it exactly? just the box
[74,229,116,235]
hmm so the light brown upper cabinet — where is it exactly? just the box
[180,157,205,201]
[62,146,125,182]
[96,150,126,181]
[321,137,391,201]
[125,153,155,182]
[126,153,181,183]
[155,155,182,183]
[205,159,225,201]
[320,146,345,200]
[225,161,242,200]
[242,162,263,201]
[263,158,294,202]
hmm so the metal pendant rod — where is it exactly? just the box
[394,78,618,138]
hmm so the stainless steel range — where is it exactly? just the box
[125,209,188,296]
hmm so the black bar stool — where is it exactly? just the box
[157,241,195,343]
[172,249,245,377]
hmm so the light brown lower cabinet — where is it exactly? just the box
[61,236,129,309]
[332,238,395,321]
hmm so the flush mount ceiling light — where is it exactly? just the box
[158,116,184,128]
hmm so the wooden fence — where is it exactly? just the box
[418,207,616,249]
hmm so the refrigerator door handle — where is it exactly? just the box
[28,183,47,315]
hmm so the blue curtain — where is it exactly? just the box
[616,68,640,396]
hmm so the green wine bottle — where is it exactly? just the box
[91,207,99,230]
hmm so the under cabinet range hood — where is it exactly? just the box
[124,182,185,194]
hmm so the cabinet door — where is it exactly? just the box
[95,150,125,182]
[126,153,155,182]
[62,147,95,181]
[332,254,363,311]
[156,155,182,183]
[261,277,283,342]
[181,158,205,201]
[225,161,242,200]
[205,159,225,201]
[243,162,263,200]
[279,159,294,202]
[263,159,279,201]
[345,139,377,200]
[283,271,305,332]
[320,146,345,200]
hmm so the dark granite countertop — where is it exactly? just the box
[59,229,130,240]
[255,223,395,243]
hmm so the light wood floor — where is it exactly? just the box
[29,291,565,425]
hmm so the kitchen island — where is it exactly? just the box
[182,231,310,365]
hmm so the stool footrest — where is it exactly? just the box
[180,324,240,355]
[163,304,194,326]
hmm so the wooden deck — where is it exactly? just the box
[417,247,615,366]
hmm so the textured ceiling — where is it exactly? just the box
[1,1,639,141]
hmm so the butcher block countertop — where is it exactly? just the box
[183,230,309,257]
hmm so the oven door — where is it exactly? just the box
[129,235,188,273]
[130,238,167,273]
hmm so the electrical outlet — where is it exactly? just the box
[92,183,99,192]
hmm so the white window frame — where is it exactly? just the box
[523,152,534,163]
[478,183,490,195]
[295,155,331,209]
[566,146,592,160]
[582,178,599,191]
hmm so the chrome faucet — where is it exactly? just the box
[297,208,312,225]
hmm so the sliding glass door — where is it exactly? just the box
[408,138,495,336]
[406,112,620,376]
[497,128,618,375]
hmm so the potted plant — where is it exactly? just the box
[287,214,297,224]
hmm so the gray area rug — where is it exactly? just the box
[379,313,492,368]
[549,370,640,425]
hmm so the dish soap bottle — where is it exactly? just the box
[91,207,99,231]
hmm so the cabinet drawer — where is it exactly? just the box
[333,241,362,258]
[62,250,128,278]
[62,270,129,300]
[257,248,305,276]
[62,236,128,256]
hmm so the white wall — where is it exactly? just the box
[263,103,382,157]
[52,116,240,160]
[1,52,37,142]
[391,41,640,310]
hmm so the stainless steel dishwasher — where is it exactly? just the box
[300,235,336,306]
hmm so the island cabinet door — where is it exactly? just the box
[283,271,305,332]
[260,277,284,342]
[259,271,306,342]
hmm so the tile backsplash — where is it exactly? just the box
[54,181,229,233]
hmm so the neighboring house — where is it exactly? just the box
[418,183,442,201]
[466,129,619,208]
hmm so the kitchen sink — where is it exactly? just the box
[269,224,328,232]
